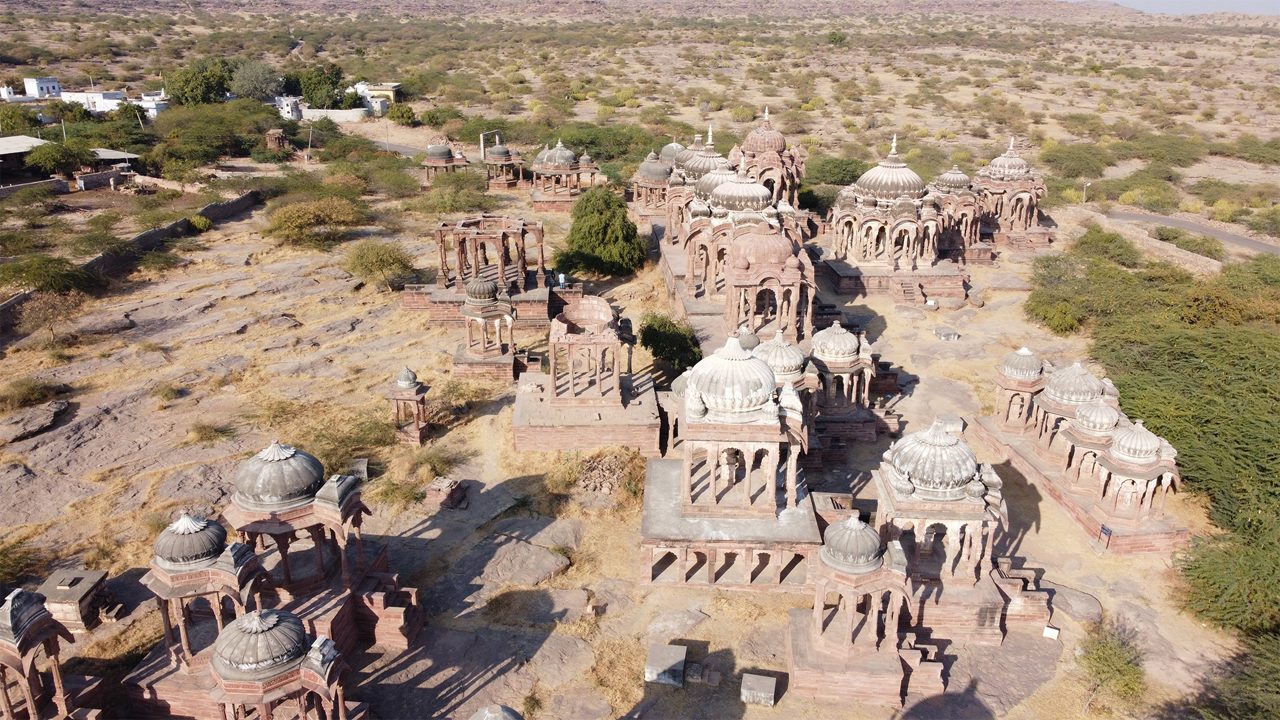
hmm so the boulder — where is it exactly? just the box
[0,400,68,444]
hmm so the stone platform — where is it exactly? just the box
[511,372,662,456]
[785,608,907,706]
[910,573,1007,646]
[401,265,576,332]
[530,189,578,213]
[641,458,821,592]
[822,258,967,301]
[971,418,1189,554]
[451,344,521,383]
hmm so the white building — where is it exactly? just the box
[23,77,61,98]
[59,91,128,113]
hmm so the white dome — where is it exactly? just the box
[710,170,773,212]
[1109,420,1162,463]
[820,518,884,574]
[1000,347,1042,381]
[851,136,926,201]
[694,160,737,201]
[1075,400,1120,433]
[884,420,979,501]
[469,707,522,720]
[811,324,862,363]
[685,336,777,420]
[752,330,807,382]
[1044,362,1106,404]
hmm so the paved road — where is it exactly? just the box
[1107,209,1280,256]
[374,141,429,156]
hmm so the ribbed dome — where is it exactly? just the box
[820,518,884,574]
[683,133,726,180]
[636,151,671,181]
[742,113,786,154]
[1044,362,1106,404]
[735,326,760,351]
[674,135,703,171]
[232,442,325,511]
[153,514,227,570]
[538,140,576,168]
[811,323,862,363]
[694,160,737,200]
[710,170,773,211]
[659,142,684,165]
[730,227,794,270]
[753,330,807,382]
[933,165,971,193]
[426,144,452,161]
[885,420,979,501]
[469,707,523,720]
[852,136,926,201]
[1110,420,1161,463]
[685,336,777,419]
[486,144,512,160]
[465,277,499,304]
[979,139,1032,180]
[211,609,309,681]
[1000,347,1043,381]
[1075,400,1120,433]
[395,367,419,389]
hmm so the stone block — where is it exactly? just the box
[937,414,966,434]
[644,643,687,687]
[934,326,960,341]
[740,673,777,706]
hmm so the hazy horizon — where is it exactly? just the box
[1110,0,1278,14]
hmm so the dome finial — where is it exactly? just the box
[890,134,898,155]
[1008,136,1016,152]
[763,106,769,121]
[707,124,714,145]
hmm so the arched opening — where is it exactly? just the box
[754,288,778,328]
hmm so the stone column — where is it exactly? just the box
[158,596,176,666]
[0,667,12,720]
[175,598,193,658]
[47,640,67,716]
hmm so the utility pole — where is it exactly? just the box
[61,118,66,142]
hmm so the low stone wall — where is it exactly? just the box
[0,191,260,333]
[133,174,205,194]
[0,178,68,199]
[301,107,369,122]
[76,167,127,191]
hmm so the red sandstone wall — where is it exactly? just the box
[513,422,661,456]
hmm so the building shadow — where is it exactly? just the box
[900,679,995,719]
[990,461,1041,558]
[622,647,748,720]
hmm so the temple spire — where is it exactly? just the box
[707,124,714,145]
[763,106,770,121]
[890,134,898,155]
[1008,136,1016,152]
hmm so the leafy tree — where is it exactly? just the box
[297,63,346,110]
[806,154,870,185]
[0,255,93,292]
[421,107,464,128]
[230,60,283,101]
[1040,142,1114,178]
[343,239,415,290]
[0,105,39,135]
[1079,619,1147,710]
[557,187,644,275]
[148,100,283,172]
[265,198,363,248]
[42,100,92,123]
[638,312,702,374]
[168,58,236,105]
[405,171,493,214]
[17,290,85,345]
[1072,224,1143,267]
[386,104,417,127]
[24,141,93,177]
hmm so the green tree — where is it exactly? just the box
[343,239,415,290]
[386,104,417,127]
[265,198,363,248]
[42,100,92,123]
[1079,619,1147,710]
[168,58,236,105]
[24,142,93,178]
[558,187,644,275]
[0,105,39,135]
[806,154,871,185]
[230,60,283,101]
[297,63,346,110]
[638,312,702,374]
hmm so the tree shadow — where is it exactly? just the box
[901,678,996,719]
[990,461,1042,558]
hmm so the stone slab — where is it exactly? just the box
[645,643,687,687]
[740,672,777,706]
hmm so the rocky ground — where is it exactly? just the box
[0,198,1240,718]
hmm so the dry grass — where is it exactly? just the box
[368,441,474,509]
[64,610,164,682]
[184,421,236,445]
[247,397,395,470]
[590,635,646,713]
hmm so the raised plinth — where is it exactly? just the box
[823,258,966,300]
[909,573,1007,646]
[530,189,579,212]
[511,371,662,455]
[451,344,519,382]
[785,608,907,706]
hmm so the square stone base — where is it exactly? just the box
[824,259,967,301]
[511,372,662,455]
[451,345,517,383]
[786,609,906,706]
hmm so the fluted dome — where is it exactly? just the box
[1044,362,1106,404]
[674,135,703,171]
[710,170,773,211]
[730,227,794,270]
[811,323,862,363]
[1075,400,1120,433]
[636,151,671,181]
[1000,347,1043,381]
[659,142,684,165]
[979,139,1033,180]
[852,137,926,201]
[465,277,499,304]
[469,707,523,720]
[153,514,227,570]
[752,330,807,382]
[821,518,884,574]
[742,114,786,154]
[884,421,979,501]
[486,144,512,161]
[426,144,452,161]
[395,367,419,389]
[685,336,777,419]
[694,160,737,201]
[212,609,309,681]
[1110,420,1161,463]
[537,140,576,168]
[683,134,726,180]
[232,442,325,511]
[933,165,971,193]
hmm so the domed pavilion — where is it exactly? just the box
[631,150,673,214]
[726,108,807,207]
[972,138,1048,243]
[528,139,598,211]
[483,139,523,190]
[423,142,468,185]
